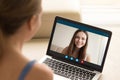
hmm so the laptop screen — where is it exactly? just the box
[48,16,112,72]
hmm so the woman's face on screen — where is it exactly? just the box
[74,31,87,48]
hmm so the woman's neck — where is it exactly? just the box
[0,37,28,67]
[1,36,24,60]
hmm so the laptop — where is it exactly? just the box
[39,16,112,80]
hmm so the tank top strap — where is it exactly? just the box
[18,60,36,80]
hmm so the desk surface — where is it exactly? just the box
[23,27,120,80]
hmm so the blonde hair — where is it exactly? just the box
[0,0,41,58]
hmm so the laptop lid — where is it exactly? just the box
[46,16,112,72]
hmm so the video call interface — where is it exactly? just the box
[50,20,109,66]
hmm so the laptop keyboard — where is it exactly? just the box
[43,58,96,80]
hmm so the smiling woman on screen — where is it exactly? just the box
[62,29,90,62]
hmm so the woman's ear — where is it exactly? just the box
[27,15,38,31]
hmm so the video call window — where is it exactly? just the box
[50,23,108,66]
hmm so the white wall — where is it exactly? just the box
[87,32,108,65]
[52,23,77,48]
[79,0,120,5]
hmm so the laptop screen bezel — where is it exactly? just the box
[46,16,112,72]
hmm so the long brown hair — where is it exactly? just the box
[0,0,41,58]
[67,29,88,60]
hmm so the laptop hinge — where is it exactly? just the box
[52,56,95,71]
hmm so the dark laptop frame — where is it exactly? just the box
[46,16,112,72]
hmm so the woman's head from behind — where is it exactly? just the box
[68,29,88,60]
[0,0,42,56]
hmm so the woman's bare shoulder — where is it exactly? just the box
[86,54,91,62]
[25,62,53,80]
[62,46,68,54]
